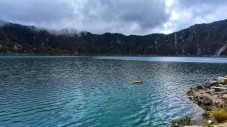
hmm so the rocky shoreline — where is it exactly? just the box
[187,76,227,120]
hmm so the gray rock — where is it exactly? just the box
[203,99,212,106]
[202,111,210,118]
[196,85,203,90]
[204,80,218,88]
[188,96,193,100]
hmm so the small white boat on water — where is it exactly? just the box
[132,80,144,84]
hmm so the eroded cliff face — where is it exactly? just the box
[0,19,227,56]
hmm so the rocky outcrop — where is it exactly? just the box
[187,76,227,119]
[1,19,227,55]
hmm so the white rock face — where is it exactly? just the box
[215,42,227,57]
[217,77,227,83]
[174,33,177,49]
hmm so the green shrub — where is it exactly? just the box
[211,109,227,123]
[171,116,191,127]
[171,121,178,127]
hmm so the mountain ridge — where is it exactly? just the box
[0,19,227,56]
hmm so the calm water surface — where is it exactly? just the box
[1,56,227,127]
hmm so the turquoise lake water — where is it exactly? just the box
[1,56,227,127]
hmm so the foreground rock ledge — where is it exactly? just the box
[186,76,227,126]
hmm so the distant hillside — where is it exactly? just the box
[1,19,227,56]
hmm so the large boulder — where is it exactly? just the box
[217,77,227,85]
[196,85,204,90]
[202,111,210,118]
[204,80,218,88]
[216,102,225,108]
[197,99,203,105]
[203,99,212,106]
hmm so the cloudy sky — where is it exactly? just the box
[0,0,227,35]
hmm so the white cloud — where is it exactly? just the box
[160,0,227,34]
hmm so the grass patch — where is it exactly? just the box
[211,109,227,123]
[171,116,191,127]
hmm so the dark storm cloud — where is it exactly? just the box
[0,0,227,35]
[70,0,170,34]
[0,0,169,35]
[0,0,74,23]
[81,0,168,28]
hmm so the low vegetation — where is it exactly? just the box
[211,109,227,123]
[171,116,191,127]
